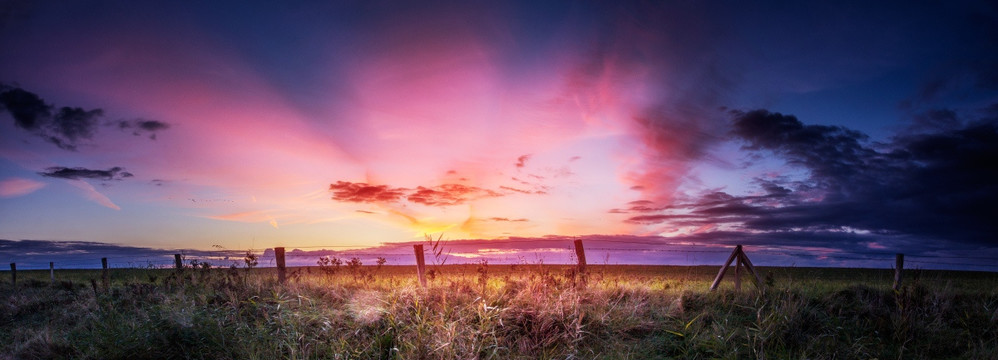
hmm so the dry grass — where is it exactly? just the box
[1,264,996,359]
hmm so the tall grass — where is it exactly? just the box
[1,265,996,359]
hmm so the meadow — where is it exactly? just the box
[2,262,997,359]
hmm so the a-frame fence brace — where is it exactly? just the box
[710,245,764,291]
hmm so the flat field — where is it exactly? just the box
[2,264,997,359]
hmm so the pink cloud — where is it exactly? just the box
[67,180,120,210]
[0,178,46,198]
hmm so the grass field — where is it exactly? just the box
[2,263,997,359]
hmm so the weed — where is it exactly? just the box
[1,265,996,359]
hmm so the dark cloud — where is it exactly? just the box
[0,85,51,130]
[730,109,889,201]
[0,84,104,151]
[111,118,171,139]
[628,109,998,247]
[50,107,103,149]
[1,85,167,149]
[39,166,133,181]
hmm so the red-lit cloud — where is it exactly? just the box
[330,181,503,207]
[329,181,406,203]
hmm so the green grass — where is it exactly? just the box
[1,264,997,359]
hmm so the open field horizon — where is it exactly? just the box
[5,238,998,272]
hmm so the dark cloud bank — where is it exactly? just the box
[618,109,998,254]
[0,239,238,270]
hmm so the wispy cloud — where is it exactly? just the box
[67,180,121,210]
[110,118,171,139]
[0,177,45,198]
[487,217,528,222]
[515,154,531,169]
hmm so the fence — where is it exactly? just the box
[4,239,998,291]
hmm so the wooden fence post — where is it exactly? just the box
[734,255,742,291]
[275,247,286,284]
[893,253,904,290]
[710,245,740,291]
[9,263,14,285]
[174,254,183,269]
[101,258,109,290]
[50,262,54,284]
[573,239,587,274]
[711,245,764,291]
[414,244,427,287]
[737,249,764,289]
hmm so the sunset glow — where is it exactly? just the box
[1,1,997,269]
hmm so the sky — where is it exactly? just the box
[1,1,997,270]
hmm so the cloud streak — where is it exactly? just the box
[0,177,45,197]
[67,180,121,210]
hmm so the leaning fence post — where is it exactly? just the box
[101,257,109,290]
[174,254,183,269]
[893,253,904,290]
[50,262,55,284]
[737,250,764,290]
[9,263,14,285]
[734,256,742,291]
[573,239,587,274]
[275,247,286,284]
[710,245,740,291]
[414,244,427,287]
[711,245,764,291]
